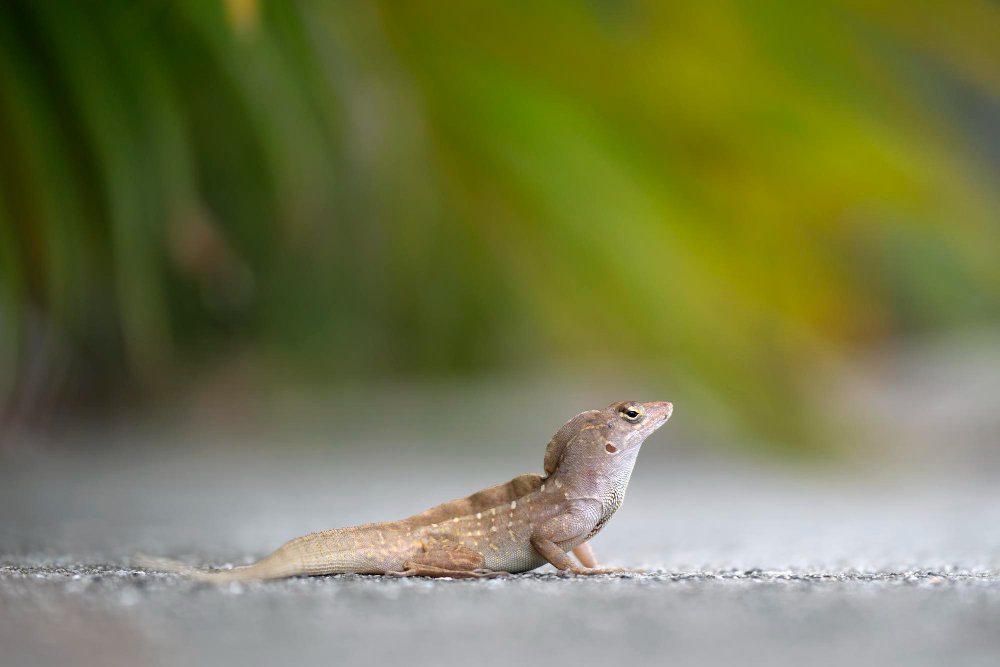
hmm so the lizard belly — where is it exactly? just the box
[483,541,547,573]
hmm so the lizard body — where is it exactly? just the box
[137,400,672,580]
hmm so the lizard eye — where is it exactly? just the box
[620,405,644,422]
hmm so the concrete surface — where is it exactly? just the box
[3,433,1000,667]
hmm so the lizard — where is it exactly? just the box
[136,399,672,580]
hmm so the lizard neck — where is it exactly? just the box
[549,450,639,519]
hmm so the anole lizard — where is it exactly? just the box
[137,400,672,580]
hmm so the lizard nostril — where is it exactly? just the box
[605,443,618,454]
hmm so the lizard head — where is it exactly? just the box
[543,400,673,475]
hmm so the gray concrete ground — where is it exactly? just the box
[3,427,1000,667]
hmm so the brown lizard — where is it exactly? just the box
[136,400,672,580]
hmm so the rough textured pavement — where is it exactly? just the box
[3,429,1000,667]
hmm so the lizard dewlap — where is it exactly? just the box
[135,400,673,580]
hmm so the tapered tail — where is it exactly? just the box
[133,549,303,582]
[133,527,383,582]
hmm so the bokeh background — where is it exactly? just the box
[4,5,1000,667]
[2,0,999,463]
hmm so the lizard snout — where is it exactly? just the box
[642,400,673,424]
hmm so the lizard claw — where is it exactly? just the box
[471,569,510,578]
[385,564,509,579]
[562,566,644,576]
[385,569,418,577]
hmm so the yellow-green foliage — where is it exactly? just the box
[1,1,998,447]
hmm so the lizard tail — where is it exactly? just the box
[133,521,401,581]
[132,547,303,582]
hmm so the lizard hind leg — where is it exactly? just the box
[388,542,508,579]
[572,542,598,568]
[388,563,507,579]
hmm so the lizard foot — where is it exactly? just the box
[471,568,510,578]
[560,566,646,576]
[386,564,509,579]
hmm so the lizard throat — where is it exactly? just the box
[556,457,637,542]
[582,469,633,541]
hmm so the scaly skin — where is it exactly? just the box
[136,400,672,580]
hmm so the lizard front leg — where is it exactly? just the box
[530,502,632,575]
[572,541,598,568]
[530,536,629,575]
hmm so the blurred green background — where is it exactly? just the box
[2,0,999,453]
